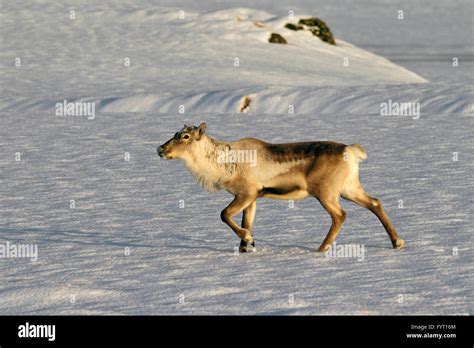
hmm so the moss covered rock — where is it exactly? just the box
[284,23,304,31]
[298,17,336,45]
[268,33,287,44]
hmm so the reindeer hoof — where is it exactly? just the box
[239,240,256,253]
[392,239,405,249]
[317,244,331,253]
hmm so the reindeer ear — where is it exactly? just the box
[196,122,207,140]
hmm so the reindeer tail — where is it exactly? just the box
[347,144,367,161]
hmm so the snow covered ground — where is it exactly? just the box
[0,0,472,315]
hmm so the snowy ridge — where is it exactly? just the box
[2,83,472,115]
[3,4,470,117]
[1,5,427,99]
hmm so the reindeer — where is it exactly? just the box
[158,123,405,253]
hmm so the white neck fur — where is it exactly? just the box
[181,135,235,192]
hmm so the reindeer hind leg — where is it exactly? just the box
[342,186,404,249]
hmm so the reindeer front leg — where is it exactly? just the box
[240,200,257,252]
[221,194,256,252]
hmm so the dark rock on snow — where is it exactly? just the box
[268,33,288,44]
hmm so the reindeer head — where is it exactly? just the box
[158,122,207,160]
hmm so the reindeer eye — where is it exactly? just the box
[182,134,190,140]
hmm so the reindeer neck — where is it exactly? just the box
[191,135,219,164]
[182,135,231,192]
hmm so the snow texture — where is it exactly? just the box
[0,0,473,315]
